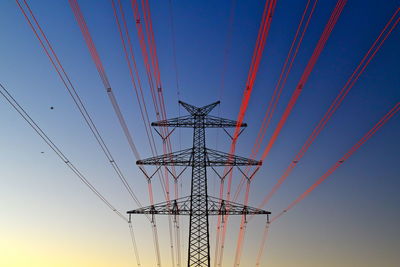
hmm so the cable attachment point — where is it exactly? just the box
[210,166,233,181]
[139,166,161,181]
[236,166,260,182]
[242,206,249,223]
[172,199,179,222]
[219,200,227,223]
[223,127,246,141]
[150,205,156,223]
[166,166,188,181]
[154,127,176,143]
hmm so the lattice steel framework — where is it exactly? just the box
[128,101,270,267]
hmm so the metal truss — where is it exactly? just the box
[136,147,261,166]
[151,114,247,128]
[128,195,270,218]
[128,101,270,267]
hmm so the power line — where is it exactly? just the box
[214,1,277,264]
[130,1,181,266]
[256,102,400,265]
[257,7,400,211]
[128,222,142,267]
[232,1,318,264]
[259,0,347,164]
[111,0,167,199]
[68,1,164,265]
[273,102,400,222]
[16,0,143,209]
[233,0,318,203]
[0,82,127,222]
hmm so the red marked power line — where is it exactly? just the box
[214,0,277,265]
[259,6,400,210]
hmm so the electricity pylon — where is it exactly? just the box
[128,101,270,267]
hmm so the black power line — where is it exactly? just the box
[0,82,127,222]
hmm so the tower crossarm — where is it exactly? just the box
[136,147,261,166]
[151,115,246,128]
[127,196,270,216]
[151,115,195,128]
[204,115,247,128]
[136,148,193,166]
[205,148,261,166]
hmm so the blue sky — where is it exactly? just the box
[0,0,399,266]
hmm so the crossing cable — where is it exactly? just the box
[210,2,237,259]
[137,1,181,264]
[141,0,178,181]
[231,2,318,264]
[235,7,399,264]
[0,82,128,222]
[213,0,237,197]
[68,1,163,265]
[131,2,180,266]
[255,222,270,267]
[235,2,347,264]
[139,0,173,154]
[68,0,145,172]
[213,1,277,265]
[258,7,400,210]
[273,102,400,221]
[229,0,347,218]
[223,1,345,264]
[131,1,180,265]
[237,9,400,266]
[110,6,172,265]
[258,0,347,164]
[168,0,181,105]
[128,222,142,267]
[111,0,167,199]
[16,0,144,209]
[113,0,157,158]
[219,0,237,102]
[167,2,183,264]
[233,0,318,203]
[255,102,400,266]
[131,0,176,199]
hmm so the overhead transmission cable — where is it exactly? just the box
[213,0,237,197]
[214,1,277,265]
[130,1,181,266]
[16,0,143,209]
[233,0,318,203]
[232,1,318,264]
[1,84,141,266]
[0,82,127,222]
[166,1,184,264]
[67,0,163,265]
[132,0,181,265]
[258,0,347,164]
[255,102,400,266]
[111,6,172,263]
[257,7,400,211]
[230,1,346,264]
[111,0,167,199]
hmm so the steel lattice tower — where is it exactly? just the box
[128,101,270,267]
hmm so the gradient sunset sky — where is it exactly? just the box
[1,0,399,266]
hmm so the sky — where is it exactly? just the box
[0,0,399,266]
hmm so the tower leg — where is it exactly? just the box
[188,116,210,267]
